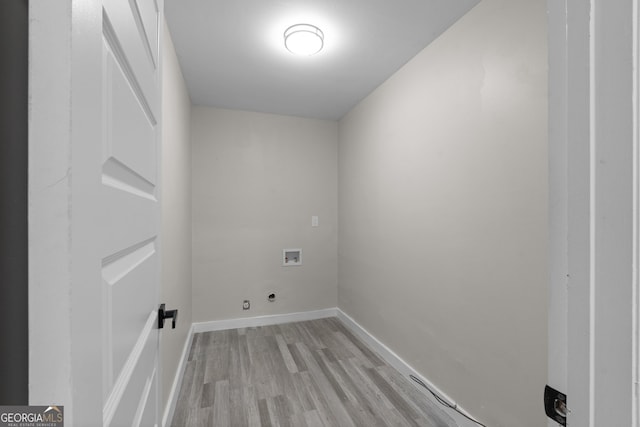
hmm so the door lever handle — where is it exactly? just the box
[158,304,178,329]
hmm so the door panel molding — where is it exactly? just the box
[103,311,158,426]
[103,0,159,122]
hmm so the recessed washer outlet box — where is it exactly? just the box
[283,249,302,266]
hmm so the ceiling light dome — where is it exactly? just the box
[284,24,324,56]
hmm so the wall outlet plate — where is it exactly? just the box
[242,300,250,310]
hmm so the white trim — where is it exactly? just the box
[132,365,156,427]
[633,0,640,424]
[588,1,597,425]
[547,4,569,425]
[335,309,480,427]
[161,322,195,427]
[104,310,157,426]
[192,308,337,333]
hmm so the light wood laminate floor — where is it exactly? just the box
[171,317,457,427]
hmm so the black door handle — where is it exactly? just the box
[158,304,178,329]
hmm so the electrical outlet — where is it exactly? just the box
[243,300,250,310]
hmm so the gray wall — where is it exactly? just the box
[161,19,192,414]
[191,107,338,322]
[337,0,548,425]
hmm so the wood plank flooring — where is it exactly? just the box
[171,317,458,427]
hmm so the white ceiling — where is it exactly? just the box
[165,0,479,120]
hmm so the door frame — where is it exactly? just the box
[548,0,639,425]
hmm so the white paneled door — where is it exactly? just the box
[101,0,163,426]
[29,0,164,425]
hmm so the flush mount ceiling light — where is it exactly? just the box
[284,24,324,56]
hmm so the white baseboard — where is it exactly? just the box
[335,309,480,427]
[192,307,338,333]
[161,322,195,427]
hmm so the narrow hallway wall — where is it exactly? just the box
[338,0,548,425]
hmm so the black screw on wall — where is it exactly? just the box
[0,0,29,405]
